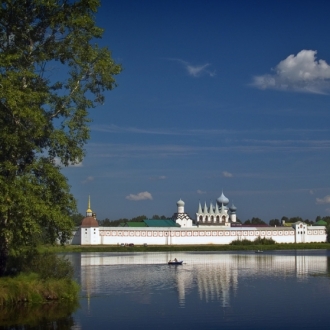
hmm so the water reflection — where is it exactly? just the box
[75,251,330,308]
[3,251,329,329]
[0,302,78,330]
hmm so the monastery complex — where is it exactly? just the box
[71,192,327,245]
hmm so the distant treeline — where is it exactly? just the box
[70,214,330,227]
[70,214,169,227]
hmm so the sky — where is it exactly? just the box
[62,0,330,222]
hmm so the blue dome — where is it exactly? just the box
[229,203,237,212]
[217,192,229,205]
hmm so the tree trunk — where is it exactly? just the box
[0,235,8,276]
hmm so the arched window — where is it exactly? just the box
[211,216,214,222]
[199,215,203,222]
[216,216,220,223]
[205,216,208,222]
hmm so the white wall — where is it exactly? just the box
[81,227,100,245]
[78,226,327,246]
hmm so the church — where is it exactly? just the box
[70,192,327,245]
[196,192,237,226]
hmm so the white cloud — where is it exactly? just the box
[316,195,330,204]
[253,50,330,94]
[168,58,216,77]
[126,191,153,201]
[197,189,206,194]
[82,176,94,184]
[222,171,233,178]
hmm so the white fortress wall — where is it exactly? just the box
[85,226,327,245]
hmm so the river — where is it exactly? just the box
[1,250,330,329]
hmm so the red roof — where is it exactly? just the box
[81,216,98,228]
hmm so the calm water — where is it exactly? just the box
[1,250,330,329]
[71,250,330,330]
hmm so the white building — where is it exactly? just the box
[196,192,237,226]
[71,193,327,245]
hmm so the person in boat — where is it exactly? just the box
[174,258,177,262]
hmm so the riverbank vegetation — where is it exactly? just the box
[0,273,79,306]
[230,237,276,245]
[0,251,79,306]
[39,242,330,254]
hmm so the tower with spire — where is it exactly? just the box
[86,195,93,217]
[80,196,100,244]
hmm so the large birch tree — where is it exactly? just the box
[0,0,121,275]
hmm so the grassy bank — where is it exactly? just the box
[39,242,330,253]
[0,273,79,306]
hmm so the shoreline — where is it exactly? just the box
[0,273,79,306]
[40,242,330,253]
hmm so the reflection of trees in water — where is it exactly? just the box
[0,301,79,329]
[326,257,330,276]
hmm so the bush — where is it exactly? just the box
[0,273,79,305]
[6,251,73,280]
[230,239,254,246]
[253,236,276,245]
[230,236,276,246]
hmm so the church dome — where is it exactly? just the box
[177,199,185,206]
[81,216,99,228]
[229,203,237,212]
[217,192,229,205]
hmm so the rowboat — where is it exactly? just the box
[168,260,183,265]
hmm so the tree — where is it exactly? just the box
[244,217,266,225]
[71,212,85,227]
[0,0,121,275]
[152,214,168,220]
[269,219,281,227]
[288,216,303,223]
[130,215,147,222]
[99,218,111,226]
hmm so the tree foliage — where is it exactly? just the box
[0,0,121,275]
[244,217,266,225]
[269,219,281,227]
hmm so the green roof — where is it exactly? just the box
[144,219,180,227]
[313,220,327,226]
[126,222,147,227]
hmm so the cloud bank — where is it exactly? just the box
[126,191,153,201]
[253,50,330,94]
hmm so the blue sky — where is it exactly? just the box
[62,0,330,222]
